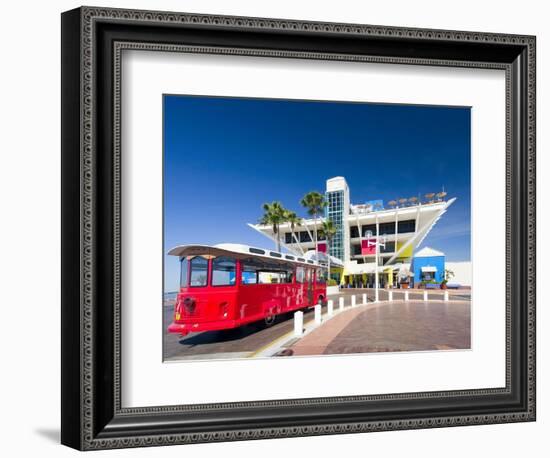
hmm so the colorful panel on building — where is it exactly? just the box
[361,238,376,255]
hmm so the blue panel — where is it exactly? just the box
[410,255,446,285]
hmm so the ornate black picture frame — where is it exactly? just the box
[61,6,536,451]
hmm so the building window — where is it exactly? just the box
[421,271,435,281]
[361,220,416,236]
[379,222,395,235]
[350,226,359,238]
[211,257,236,286]
[361,224,376,237]
[398,219,416,233]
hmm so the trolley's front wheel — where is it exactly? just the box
[264,314,277,327]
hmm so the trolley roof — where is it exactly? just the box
[168,243,324,267]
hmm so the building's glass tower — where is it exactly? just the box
[325,177,350,262]
[326,190,344,260]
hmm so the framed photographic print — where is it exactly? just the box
[61,6,536,450]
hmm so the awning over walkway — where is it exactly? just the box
[344,263,390,275]
[421,266,437,273]
[344,262,412,276]
[303,250,344,268]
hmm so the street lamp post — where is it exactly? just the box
[366,231,386,303]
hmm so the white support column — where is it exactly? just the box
[385,198,456,265]
[362,293,367,305]
[405,291,409,301]
[423,290,428,301]
[444,290,449,301]
[294,311,304,336]
[375,217,380,303]
[388,291,393,302]
[339,297,344,311]
[327,300,334,317]
[291,231,306,256]
[314,304,322,325]
[303,223,316,252]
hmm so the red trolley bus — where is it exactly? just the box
[167,243,328,336]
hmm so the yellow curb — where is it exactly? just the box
[246,316,319,358]
[247,313,330,358]
[247,328,296,358]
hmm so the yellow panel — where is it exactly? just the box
[383,267,393,284]
[396,241,413,258]
[340,271,348,285]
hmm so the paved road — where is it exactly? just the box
[163,288,470,361]
[164,300,318,361]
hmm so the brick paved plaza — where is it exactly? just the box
[288,299,470,356]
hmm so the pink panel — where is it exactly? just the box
[361,238,376,255]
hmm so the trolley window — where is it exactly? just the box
[316,268,327,284]
[212,256,236,286]
[189,256,208,287]
[179,257,189,288]
[296,266,305,284]
[241,258,293,285]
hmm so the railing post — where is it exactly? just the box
[294,311,304,336]
[405,291,409,301]
[388,291,393,301]
[444,290,449,301]
[423,290,428,301]
[327,300,334,317]
[352,295,357,307]
[339,297,344,311]
[314,304,322,325]
[362,293,367,305]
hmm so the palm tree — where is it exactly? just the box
[259,201,287,252]
[284,210,303,254]
[300,191,327,258]
[319,219,337,281]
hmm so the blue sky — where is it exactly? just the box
[164,95,471,291]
